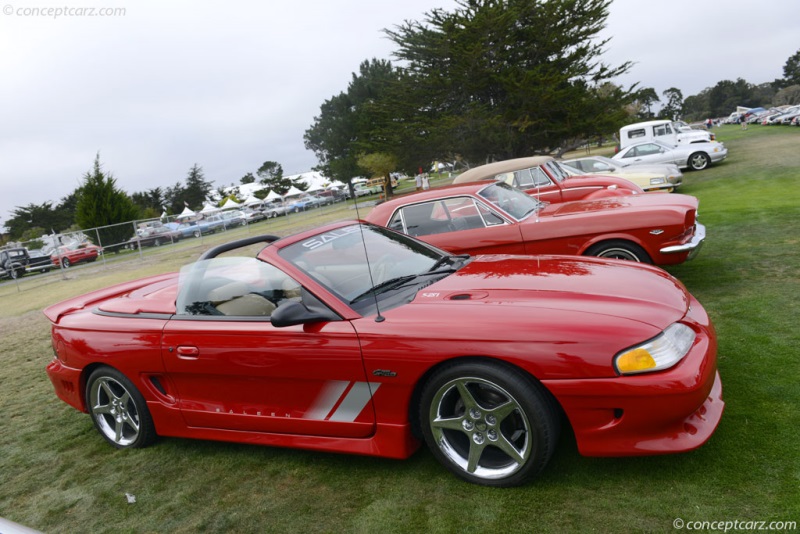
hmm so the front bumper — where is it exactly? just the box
[542,313,723,457]
[660,222,705,259]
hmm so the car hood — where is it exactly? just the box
[415,255,689,330]
[538,191,697,217]
[562,173,644,192]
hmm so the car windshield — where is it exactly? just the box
[279,224,463,314]
[477,182,544,220]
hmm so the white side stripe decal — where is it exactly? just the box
[305,381,380,422]
[304,380,349,420]
[329,382,380,422]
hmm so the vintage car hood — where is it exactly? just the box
[562,173,643,192]
[539,191,697,217]
[416,255,689,330]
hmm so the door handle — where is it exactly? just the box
[176,346,200,359]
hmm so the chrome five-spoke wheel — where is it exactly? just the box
[86,367,156,449]
[420,362,559,487]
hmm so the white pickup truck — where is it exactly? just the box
[619,120,714,150]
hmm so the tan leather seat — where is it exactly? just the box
[215,293,276,316]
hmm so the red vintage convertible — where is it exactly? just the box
[452,156,644,201]
[366,181,704,265]
[45,222,722,487]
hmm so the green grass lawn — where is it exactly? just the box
[1,125,798,533]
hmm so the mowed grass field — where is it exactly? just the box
[1,125,798,533]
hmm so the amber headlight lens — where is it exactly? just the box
[615,323,696,375]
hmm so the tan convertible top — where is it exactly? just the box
[452,156,554,184]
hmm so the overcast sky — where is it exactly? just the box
[1,0,798,226]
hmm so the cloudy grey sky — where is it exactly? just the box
[1,0,798,226]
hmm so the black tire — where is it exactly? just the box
[85,367,157,449]
[153,238,162,247]
[10,268,21,279]
[193,229,201,238]
[62,258,71,268]
[585,240,651,263]
[419,360,560,487]
[688,152,710,171]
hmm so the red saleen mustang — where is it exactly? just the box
[366,181,704,266]
[44,222,723,487]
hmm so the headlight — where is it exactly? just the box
[649,177,665,185]
[614,323,696,375]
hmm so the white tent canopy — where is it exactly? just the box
[220,198,241,210]
[243,195,262,206]
[265,190,282,201]
[176,206,196,220]
[283,186,305,198]
[200,202,219,214]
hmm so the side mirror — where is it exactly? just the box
[270,300,335,328]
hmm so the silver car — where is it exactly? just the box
[612,139,728,171]
[563,155,683,190]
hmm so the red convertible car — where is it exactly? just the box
[50,241,102,268]
[452,156,644,202]
[366,181,704,266]
[45,222,722,487]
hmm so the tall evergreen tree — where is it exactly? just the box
[183,164,214,210]
[304,59,397,184]
[661,88,684,120]
[75,154,140,248]
[380,0,634,163]
[256,161,297,194]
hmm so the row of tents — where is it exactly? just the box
[173,182,347,220]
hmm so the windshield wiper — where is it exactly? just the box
[428,254,471,272]
[350,275,418,304]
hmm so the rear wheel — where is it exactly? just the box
[85,367,156,449]
[585,240,651,263]
[688,152,710,171]
[193,229,202,238]
[419,361,559,487]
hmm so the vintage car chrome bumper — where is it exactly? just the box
[660,222,706,258]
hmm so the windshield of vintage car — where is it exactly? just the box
[278,224,460,312]
[477,182,543,220]
[544,161,570,182]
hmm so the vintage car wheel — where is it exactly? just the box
[193,229,202,238]
[85,367,157,449]
[419,361,559,487]
[688,152,710,171]
[62,258,71,268]
[585,240,651,263]
[153,239,162,247]
[10,267,21,279]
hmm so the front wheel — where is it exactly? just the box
[585,240,651,263]
[85,367,157,449]
[688,152,710,171]
[62,258,71,268]
[419,361,560,487]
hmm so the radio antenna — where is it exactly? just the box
[352,190,385,322]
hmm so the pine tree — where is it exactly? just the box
[75,154,140,249]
